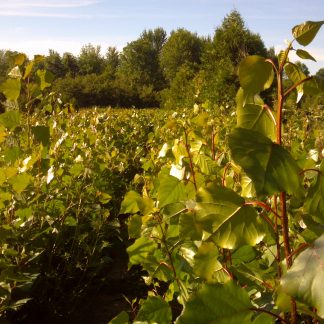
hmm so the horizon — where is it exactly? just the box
[0,0,323,74]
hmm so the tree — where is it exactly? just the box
[44,50,66,78]
[117,28,167,107]
[104,46,120,80]
[159,28,204,82]
[62,52,79,77]
[78,44,104,75]
[199,10,268,107]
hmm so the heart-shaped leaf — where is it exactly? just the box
[176,281,253,323]
[238,55,274,95]
[228,128,303,197]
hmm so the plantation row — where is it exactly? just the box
[0,20,324,323]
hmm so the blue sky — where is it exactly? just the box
[0,0,323,73]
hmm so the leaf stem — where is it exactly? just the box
[184,129,197,191]
[250,307,289,323]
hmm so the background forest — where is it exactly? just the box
[1,10,323,110]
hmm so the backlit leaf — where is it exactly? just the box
[237,103,276,140]
[195,184,265,249]
[296,49,316,61]
[238,55,274,95]
[292,21,324,46]
[228,128,303,197]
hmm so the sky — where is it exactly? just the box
[0,0,323,74]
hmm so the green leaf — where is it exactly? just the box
[0,78,21,101]
[284,63,306,102]
[8,66,22,79]
[296,49,316,61]
[108,311,129,324]
[23,61,34,80]
[176,281,253,323]
[32,126,50,146]
[292,21,324,46]
[193,242,222,281]
[0,111,21,130]
[120,191,153,215]
[8,173,32,194]
[238,55,274,95]
[64,216,77,226]
[281,233,324,318]
[237,103,276,141]
[228,128,303,197]
[14,53,26,66]
[158,173,186,208]
[135,296,172,323]
[127,214,142,239]
[196,184,265,249]
[127,237,157,267]
[36,69,53,90]
[179,211,203,241]
[303,161,324,224]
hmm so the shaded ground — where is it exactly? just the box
[5,237,148,324]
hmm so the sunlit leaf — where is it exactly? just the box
[193,242,222,281]
[8,66,22,79]
[0,111,21,130]
[135,296,172,323]
[0,78,21,101]
[303,161,324,224]
[8,173,33,194]
[127,236,157,267]
[158,173,186,208]
[120,190,153,215]
[176,281,253,323]
[281,233,324,318]
[108,311,129,324]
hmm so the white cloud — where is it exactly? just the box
[0,11,92,18]
[0,0,99,8]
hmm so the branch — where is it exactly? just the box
[284,76,313,98]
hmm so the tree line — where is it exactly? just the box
[0,10,323,109]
